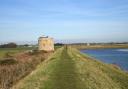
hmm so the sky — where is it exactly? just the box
[0,0,128,44]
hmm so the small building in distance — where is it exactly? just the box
[38,35,54,52]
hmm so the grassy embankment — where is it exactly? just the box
[0,47,52,89]
[13,46,128,89]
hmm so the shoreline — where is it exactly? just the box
[70,44,128,50]
[79,48,128,72]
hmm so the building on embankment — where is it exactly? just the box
[38,35,54,52]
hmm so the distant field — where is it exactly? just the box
[55,45,62,50]
[0,46,61,59]
[0,47,35,59]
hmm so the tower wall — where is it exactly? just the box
[38,37,54,51]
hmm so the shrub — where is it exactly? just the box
[0,58,18,65]
[0,43,17,48]
[4,52,13,58]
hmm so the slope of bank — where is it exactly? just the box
[12,47,128,89]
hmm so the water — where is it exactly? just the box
[81,48,128,71]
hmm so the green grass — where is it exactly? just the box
[0,46,61,59]
[0,47,34,58]
[54,45,62,50]
[12,47,128,89]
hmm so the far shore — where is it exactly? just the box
[70,44,128,50]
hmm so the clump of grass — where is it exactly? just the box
[28,50,39,55]
[0,58,18,65]
[4,52,14,58]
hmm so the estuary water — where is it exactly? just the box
[81,48,128,71]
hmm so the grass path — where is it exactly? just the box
[45,47,79,89]
[12,47,128,89]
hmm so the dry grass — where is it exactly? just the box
[0,51,52,89]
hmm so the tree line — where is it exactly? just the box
[0,43,17,48]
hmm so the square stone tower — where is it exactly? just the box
[38,36,54,52]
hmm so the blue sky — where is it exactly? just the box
[0,0,128,43]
